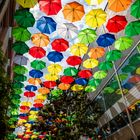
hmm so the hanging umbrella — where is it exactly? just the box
[109,81,119,89]
[57,23,78,40]
[39,0,62,15]
[29,47,46,58]
[14,88,22,94]
[13,65,28,75]
[114,36,133,51]
[14,55,28,65]
[129,53,140,65]
[14,74,27,82]
[136,67,140,75]
[21,102,32,107]
[64,67,78,76]
[125,20,140,37]
[47,64,62,74]
[12,27,31,42]
[70,43,88,56]
[106,50,122,61]
[116,89,128,94]
[38,87,50,94]
[103,87,115,94]
[60,76,74,84]
[71,84,83,91]
[58,83,70,90]
[34,99,44,104]
[75,78,87,85]
[116,73,128,81]
[99,61,113,71]
[16,0,37,8]
[85,8,107,28]
[28,78,42,86]
[88,47,105,59]
[85,86,96,93]
[85,0,103,5]
[122,83,133,90]
[88,78,101,87]
[47,51,63,62]
[45,73,59,81]
[130,0,140,18]
[78,28,97,44]
[29,69,43,78]
[36,16,57,34]
[33,103,43,108]
[31,33,50,47]
[31,60,46,70]
[78,70,92,78]
[36,94,47,100]
[122,65,136,73]
[51,38,69,52]
[108,0,132,12]
[62,1,85,22]
[96,33,115,47]
[106,15,127,33]
[25,85,37,91]
[83,58,98,69]
[24,91,35,97]
[93,70,107,79]
[20,106,30,111]
[43,81,57,88]
[66,56,82,66]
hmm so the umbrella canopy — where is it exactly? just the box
[78,70,92,78]
[129,53,140,65]
[71,84,83,91]
[83,58,98,68]
[64,67,78,76]
[62,1,85,22]
[88,78,101,87]
[38,87,50,95]
[60,76,74,84]
[33,103,43,108]
[31,60,46,70]
[114,36,133,51]
[96,33,115,47]
[28,78,42,86]
[125,20,140,37]
[21,102,32,107]
[106,15,127,33]
[34,99,44,104]
[85,86,96,93]
[16,0,37,8]
[103,87,115,94]
[14,55,28,65]
[29,47,46,58]
[47,64,62,74]
[66,56,82,66]
[39,0,62,15]
[14,74,27,82]
[45,73,59,81]
[75,78,87,85]
[43,81,57,88]
[25,85,37,91]
[99,61,113,71]
[70,43,88,56]
[12,27,31,42]
[31,33,50,47]
[37,16,57,34]
[108,0,132,12]
[47,51,63,62]
[136,67,140,75]
[128,75,140,83]
[85,8,107,28]
[88,47,105,59]
[29,69,43,78]
[51,38,69,52]
[93,70,107,79]
[24,91,35,97]
[130,0,140,18]
[13,65,28,75]
[58,83,70,90]
[116,73,128,81]
[106,50,122,61]
[85,0,103,5]
[14,9,35,28]
[122,65,136,73]
[78,28,97,44]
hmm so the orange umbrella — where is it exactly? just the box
[108,0,132,12]
[31,33,50,47]
[28,78,42,85]
[20,109,29,113]
[88,47,105,59]
[38,87,50,94]
[58,83,70,90]
[34,99,44,104]
[62,1,85,22]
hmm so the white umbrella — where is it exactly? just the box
[14,55,28,65]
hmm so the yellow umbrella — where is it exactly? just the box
[71,84,84,91]
[86,8,107,28]
[16,0,37,8]
[83,58,99,68]
[29,111,38,115]
[31,135,38,139]
[21,101,32,107]
[70,43,88,56]
[28,78,42,86]
[45,73,59,81]
[116,89,128,94]
[47,64,62,74]
[85,0,103,5]
[24,123,32,129]
[136,67,140,75]
[36,94,47,100]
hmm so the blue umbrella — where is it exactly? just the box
[96,33,115,47]
[29,69,43,78]
[75,78,87,85]
[30,107,40,111]
[37,16,57,34]
[27,121,35,124]
[47,51,63,62]
[19,114,28,117]
[25,85,37,91]
[122,83,134,90]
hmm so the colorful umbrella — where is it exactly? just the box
[85,8,107,28]
[21,102,32,107]
[129,53,140,65]
[14,55,28,65]
[85,86,96,93]
[130,0,140,18]
[106,15,127,33]
[45,73,59,81]
[78,28,97,44]
[66,56,82,66]
[28,78,42,86]
[99,61,113,71]
[93,71,107,79]
[13,65,28,75]
[122,65,136,73]
[29,69,43,78]
[85,0,103,5]
[128,75,140,83]
[14,88,23,94]
[47,64,62,74]
[106,50,122,61]
[16,0,37,8]
[14,74,27,82]
[103,87,114,94]
[36,94,47,100]
[78,70,92,78]
[88,78,101,87]
[96,33,115,47]
[60,76,74,84]
[64,67,78,76]
[116,73,128,81]
[43,81,57,88]
[38,87,50,94]
[51,38,69,52]
[116,89,128,95]
[39,0,62,15]
[34,99,44,104]
[108,0,132,12]
[136,67,140,75]
[114,36,133,51]
[75,78,87,85]
[31,60,46,70]
[31,33,50,47]
[37,16,57,34]
[62,1,85,22]
[25,85,37,91]
[58,83,70,90]
[70,43,88,56]
[88,47,105,59]
[47,51,63,62]
[33,103,43,108]
[83,58,98,69]
[71,84,83,91]
[29,47,46,58]
[24,91,35,97]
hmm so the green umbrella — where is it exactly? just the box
[11,94,21,100]
[93,71,107,79]
[106,50,122,61]
[114,36,133,51]
[109,81,119,89]
[31,60,46,70]
[13,65,28,74]
[122,65,136,73]
[129,53,140,65]
[6,133,16,140]
[11,98,21,105]
[116,73,128,81]
[103,87,115,94]
[12,41,29,54]
[14,9,35,27]
[14,74,27,82]
[12,27,31,42]
[88,78,101,87]
[130,0,140,19]
[85,86,96,92]
[64,67,78,76]
[78,28,97,44]
[10,109,19,116]
[98,61,113,71]
[125,20,140,37]
[51,89,63,97]
[12,82,24,88]
[13,88,23,94]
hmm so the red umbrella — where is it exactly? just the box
[39,0,62,15]
[78,70,92,78]
[24,91,35,97]
[51,38,69,52]
[25,132,33,135]
[20,106,30,110]
[43,81,57,88]
[29,46,46,58]
[60,76,74,84]
[19,116,28,120]
[106,15,127,33]
[33,103,43,108]
[128,75,140,84]
[66,56,82,66]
